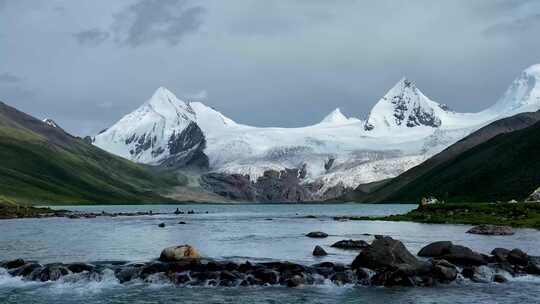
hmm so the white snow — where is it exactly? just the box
[42,118,60,129]
[93,64,540,195]
[93,87,196,165]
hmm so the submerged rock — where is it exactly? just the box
[1,258,25,269]
[306,231,328,238]
[159,245,201,262]
[467,225,514,235]
[331,239,369,250]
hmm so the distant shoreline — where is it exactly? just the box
[335,202,540,229]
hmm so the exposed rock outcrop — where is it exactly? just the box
[200,167,315,202]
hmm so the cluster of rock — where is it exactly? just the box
[2,239,540,288]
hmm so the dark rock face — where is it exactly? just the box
[200,173,258,201]
[331,240,370,250]
[201,168,314,202]
[160,122,209,169]
[467,225,514,235]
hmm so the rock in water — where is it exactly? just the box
[418,241,453,257]
[158,223,166,228]
[313,245,328,256]
[467,225,514,235]
[159,245,201,262]
[351,236,418,270]
[507,248,528,266]
[331,240,369,250]
[306,231,328,238]
[417,241,487,266]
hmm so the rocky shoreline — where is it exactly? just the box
[0,206,208,220]
[2,236,539,288]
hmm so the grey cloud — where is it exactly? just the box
[0,72,21,84]
[3,1,540,136]
[112,0,205,47]
[484,13,540,35]
[73,28,110,46]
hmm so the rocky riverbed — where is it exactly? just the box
[2,237,539,288]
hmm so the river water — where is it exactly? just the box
[1,204,540,304]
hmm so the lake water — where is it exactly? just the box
[1,203,540,304]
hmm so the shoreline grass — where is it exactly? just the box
[336,202,540,229]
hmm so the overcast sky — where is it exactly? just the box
[1,0,540,136]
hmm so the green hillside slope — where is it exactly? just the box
[382,120,540,203]
[0,101,181,204]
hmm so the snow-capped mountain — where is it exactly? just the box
[93,64,540,201]
[93,87,208,168]
[363,78,444,131]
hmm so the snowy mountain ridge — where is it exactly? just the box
[93,64,540,201]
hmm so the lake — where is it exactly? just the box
[1,203,540,304]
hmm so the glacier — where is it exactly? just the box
[93,64,540,201]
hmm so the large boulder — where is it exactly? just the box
[351,236,419,271]
[159,245,201,262]
[507,249,528,266]
[418,241,453,257]
[417,241,487,266]
[467,225,514,236]
[312,245,327,256]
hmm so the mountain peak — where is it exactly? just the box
[490,64,540,115]
[145,86,195,119]
[320,108,349,124]
[364,78,442,131]
[524,64,540,77]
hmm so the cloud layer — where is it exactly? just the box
[0,0,539,136]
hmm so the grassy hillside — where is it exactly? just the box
[0,101,182,205]
[382,120,540,203]
[339,203,540,228]
[341,111,540,203]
